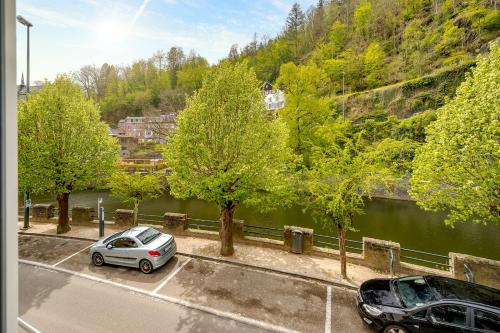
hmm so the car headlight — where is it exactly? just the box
[362,304,383,317]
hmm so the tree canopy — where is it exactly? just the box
[18,76,119,233]
[164,62,295,255]
[410,41,500,226]
[108,172,164,225]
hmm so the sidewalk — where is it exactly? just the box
[18,221,387,287]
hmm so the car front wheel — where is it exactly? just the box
[140,259,153,274]
[92,253,104,266]
[383,325,408,333]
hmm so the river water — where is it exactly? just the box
[31,191,500,261]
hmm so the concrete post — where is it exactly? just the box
[163,212,187,233]
[71,206,95,224]
[363,237,400,274]
[31,204,55,223]
[114,209,134,226]
[450,253,500,289]
[233,219,244,240]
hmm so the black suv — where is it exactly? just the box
[357,275,500,333]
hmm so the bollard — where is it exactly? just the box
[23,192,31,229]
[99,207,104,237]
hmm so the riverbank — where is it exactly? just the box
[26,190,500,261]
[18,221,386,287]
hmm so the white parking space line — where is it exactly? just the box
[152,258,192,295]
[18,317,42,333]
[325,286,332,333]
[19,259,299,333]
[52,244,92,267]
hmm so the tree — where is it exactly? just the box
[304,126,395,279]
[177,52,210,93]
[167,47,186,87]
[108,172,164,225]
[410,42,500,226]
[364,41,386,88]
[285,3,306,60]
[276,62,330,165]
[353,1,372,39]
[164,62,295,256]
[18,76,119,233]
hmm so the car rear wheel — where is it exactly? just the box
[383,325,408,333]
[140,259,153,274]
[92,253,104,266]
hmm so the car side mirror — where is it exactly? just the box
[429,315,437,324]
[106,244,113,249]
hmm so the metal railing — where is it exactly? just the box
[244,224,283,240]
[20,204,453,271]
[137,213,163,225]
[187,217,219,231]
[314,233,363,254]
[400,247,451,271]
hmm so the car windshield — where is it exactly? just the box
[137,228,161,245]
[395,276,437,308]
[103,231,124,244]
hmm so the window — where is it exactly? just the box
[430,305,467,327]
[474,309,500,332]
[412,309,427,319]
[137,228,161,245]
[396,276,436,308]
[103,231,124,244]
[112,237,137,248]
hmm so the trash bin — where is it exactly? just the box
[291,230,304,254]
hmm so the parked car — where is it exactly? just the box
[357,275,500,333]
[90,226,176,274]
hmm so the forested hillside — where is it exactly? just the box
[232,0,499,92]
[72,0,499,130]
[73,48,210,125]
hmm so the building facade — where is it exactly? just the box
[116,112,177,144]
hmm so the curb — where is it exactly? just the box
[18,231,358,291]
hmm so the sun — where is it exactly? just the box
[94,19,130,45]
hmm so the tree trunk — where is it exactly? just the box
[219,202,235,256]
[338,222,347,279]
[133,200,139,226]
[57,192,71,234]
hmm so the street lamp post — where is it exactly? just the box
[17,15,32,93]
[17,15,33,229]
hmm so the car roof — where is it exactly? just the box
[424,275,500,309]
[121,226,150,238]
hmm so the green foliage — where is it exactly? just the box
[364,42,387,88]
[75,50,210,125]
[354,1,373,37]
[410,42,500,226]
[230,0,498,96]
[18,76,119,195]
[164,62,295,210]
[108,171,164,224]
[108,172,163,205]
[276,63,331,165]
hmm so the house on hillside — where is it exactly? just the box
[116,112,177,144]
[262,81,285,111]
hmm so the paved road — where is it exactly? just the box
[19,263,266,333]
[18,234,370,333]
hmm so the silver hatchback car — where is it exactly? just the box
[90,226,177,274]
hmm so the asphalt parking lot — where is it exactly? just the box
[18,234,370,333]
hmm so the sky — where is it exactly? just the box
[16,0,316,83]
